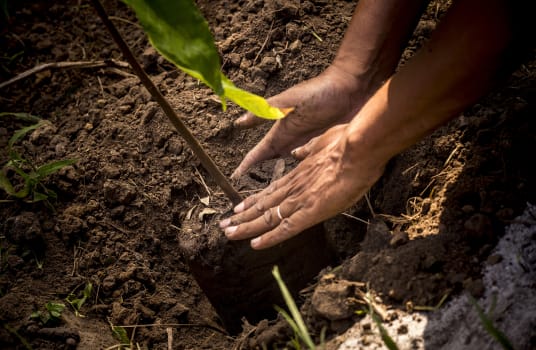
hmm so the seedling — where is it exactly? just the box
[272,265,316,350]
[0,112,77,205]
[66,282,93,317]
[30,301,65,326]
[108,321,137,350]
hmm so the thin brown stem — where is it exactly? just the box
[90,0,242,205]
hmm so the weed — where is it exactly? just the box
[0,113,76,206]
[30,301,65,326]
[412,291,450,312]
[107,321,140,350]
[272,265,316,350]
[363,291,399,350]
[66,282,93,317]
[469,296,514,350]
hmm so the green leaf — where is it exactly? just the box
[0,112,41,123]
[222,77,289,120]
[122,0,223,95]
[32,191,49,202]
[470,296,514,350]
[0,171,15,195]
[111,325,130,345]
[0,170,30,199]
[8,121,42,148]
[45,302,65,319]
[36,159,77,178]
[122,0,291,120]
[272,265,315,349]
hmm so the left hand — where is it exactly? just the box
[219,124,385,249]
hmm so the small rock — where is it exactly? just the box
[102,275,118,294]
[4,212,43,247]
[312,280,354,321]
[141,46,159,72]
[250,66,268,80]
[464,278,485,298]
[29,120,57,144]
[289,39,302,54]
[167,138,183,155]
[55,214,87,242]
[227,52,241,67]
[461,204,475,213]
[103,180,137,205]
[486,254,503,265]
[285,22,301,41]
[240,58,252,70]
[258,56,278,73]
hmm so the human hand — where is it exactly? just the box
[220,124,386,249]
[231,66,367,179]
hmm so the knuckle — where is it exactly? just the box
[263,209,274,226]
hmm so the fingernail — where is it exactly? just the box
[234,116,246,126]
[234,202,245,213]
[251,236,261,247]
[224,226,237,236]
[219,218,230,228]
[291,148,298,157]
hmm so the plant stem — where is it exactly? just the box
[90,0,242,205]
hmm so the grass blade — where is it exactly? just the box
[36,159,77,178]
[272,265,315,349]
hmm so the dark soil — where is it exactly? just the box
[1,0,534,349]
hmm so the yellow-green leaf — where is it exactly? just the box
[122,0,291,120]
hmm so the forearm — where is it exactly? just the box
[331,0,430,94]
[345,0,514,163]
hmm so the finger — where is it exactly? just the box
[234,111,266,129]
[230,140,278,179]
[250,211,309,249]
[225,181,289,228]
[291,140,314,160]
[224,205,284,240]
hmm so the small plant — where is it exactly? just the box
[470,296,514,350]
[108,321,137,350]
[363,291,399,350]
[66,282,93,317]
[0,112,77,205]
[31,301,65,326]
[272,265,316,350]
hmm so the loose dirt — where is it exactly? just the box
[1,1,535,349]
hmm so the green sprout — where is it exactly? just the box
[272,265,316,350]
[31,301,65,326]
[66,282,93,317]
[0,112,77,205]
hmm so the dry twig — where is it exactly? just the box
[0,59,130,89]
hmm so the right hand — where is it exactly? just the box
[231,65,368,179]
